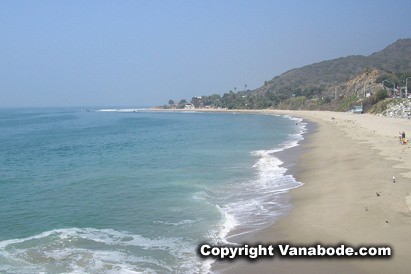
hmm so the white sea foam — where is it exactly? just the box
[93,108,148,112]
[211,115,307,245]
[0,227,203,274]
[153,219,201,226]
[215,205,238,244]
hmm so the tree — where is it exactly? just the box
[168,99,174,106]
[365,67,371,75]
[375,89,388,101]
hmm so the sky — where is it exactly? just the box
[1,0,411,108]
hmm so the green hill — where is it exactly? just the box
[160,38,411,111]
[254,38,411,97]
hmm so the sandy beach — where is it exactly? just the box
[190,109,411,273]
[152,108,411,273]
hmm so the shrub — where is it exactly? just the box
[336,95,358,112]
[375,89,388,101]
[362,90,389,113]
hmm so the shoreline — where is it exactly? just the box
[150,108,411,273]
[212,115,314,273]
[208,110,411,274]
[221,115,311,244]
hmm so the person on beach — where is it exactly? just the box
[399,131,406,144]
[393,175,396,183]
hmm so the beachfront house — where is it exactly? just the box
[353,105,363,114]
[184,104,195,110]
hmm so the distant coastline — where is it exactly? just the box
[157,39,411,119]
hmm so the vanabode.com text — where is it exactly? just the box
[198,244,391,259]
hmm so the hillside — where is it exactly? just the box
[160,38,411,112]
[254,38,411,97]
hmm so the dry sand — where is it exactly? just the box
[152,108,411,273]
[206,110,411,274]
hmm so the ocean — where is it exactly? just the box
[0,107,306,273]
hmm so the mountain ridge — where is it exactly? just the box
[160,38,411,111]
[253,38,411,97]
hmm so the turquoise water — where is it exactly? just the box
[0,108,306,273]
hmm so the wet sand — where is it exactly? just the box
[211,110,411,274]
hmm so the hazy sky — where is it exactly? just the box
[1,0,411,107]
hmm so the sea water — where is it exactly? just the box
[0,107,306,273]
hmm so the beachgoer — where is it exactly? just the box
[393,176,395,183]
[399,131,406,144]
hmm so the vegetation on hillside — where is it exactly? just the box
[160,39,411,114]
[375,71,411,88]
